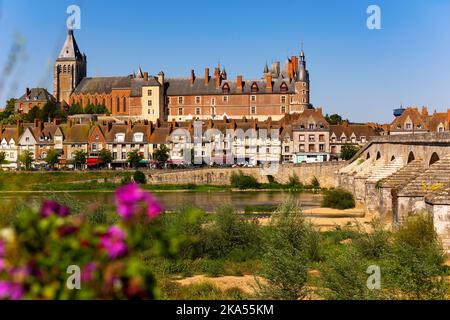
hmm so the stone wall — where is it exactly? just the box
[145,162,346,188]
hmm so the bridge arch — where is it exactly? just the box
[407,151,415,163]
[391,155,396,161]
[430,152,440,166]
[376,151,381,160]
[366,152,371,160]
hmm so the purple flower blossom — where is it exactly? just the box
[0,281,23,300]
[100,226,128,259]
[81,262,97,282]
[40,201,70,218]
[115,183,162,220]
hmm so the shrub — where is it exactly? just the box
[201,206,261,260]
[287,173,302,188]
[257,202,320,299]
[321,189,355,210]
[319,248,381,300]
[266,175,275,184]
[133,170,147,184]
[121,174,132,185]
[354,219,391,259]
[230,171,260,190]
[310,176,320,189]
[382,213,448,299]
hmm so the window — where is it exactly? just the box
[361,136,366,143]
[92,143,97,152]
[148,100,152,106]
[280,106,286,114]
[211,98,216,106]
[309,144,315,152]
[309,135,315,142]
[319,135,325,142]
[211,107,216,116]
[405,123,412,129]
[116,97,120,113]
[222,96,229,103]
[148,89,152,96]
[178,107,183,116]
[113,152,117,159]
[25,137,30,142]
[319,144,325,152]
[178,97,184,104]
[222,83,230,94]
[284,146,289,153]
[280,83,288,93]
[281,96,287,104]
[122,152,126,159]
[195,107,201,115]
[115,133,125,143]
[251,95,256,102]
[251,106,256,114]
[299,135,305,142]
[195,96,201,104]
[309,123,315,129]
[133,133,144,143]
[417,124,422,129]
[251,83,258,93]
[299,145,305,152]
[439,127,444,133]
[123,97,127,112]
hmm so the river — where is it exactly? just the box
[0,191,323,213]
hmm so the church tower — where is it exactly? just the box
[291,48,311,112]
[53,29,87,105]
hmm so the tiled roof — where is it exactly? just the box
[73,76,160,97]
[165,77,296,96]
[0,126,19,143]
[16,88,56,104]
[425,183,450,205]
[330,124,379,139]
[390,107,428,132]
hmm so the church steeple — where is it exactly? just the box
[54,29,87,105]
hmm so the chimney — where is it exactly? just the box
[266,74,272,92]
[26,87,31,96]
[157,71,165,86]
[144,72,149,81]
[215,71,221,89]
[127,120,133,131]
[204,68,210,85]
[421,106,428,117]
[107,122,113,133]
[190,69,195,85]
[236,75,243,93]
[214,67,220,78]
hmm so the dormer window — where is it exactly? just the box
[115,133,125,143]
[133,132,144,143]
[308,123,315,129]
[406,123,412,129]
[222,83,230,94]
[417,124,422,129]
[280,82,288,93]
[251,82,259,93]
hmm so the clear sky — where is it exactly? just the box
[1,0,449,123]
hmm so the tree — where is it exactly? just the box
[38,102,57,122]
[153,145,170,163]
[68,103,84,115]
[45,149,59,169]
[98,149,113,167]
[19,150,34,170]
[73,150,87,170]
[26,106,40,122]
[325,113,344,125]
[133,170,147,184]
[0,151,6,164]
[340,143,360,160]
[127,149,143,168]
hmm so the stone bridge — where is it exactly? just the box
[338,132,450,252]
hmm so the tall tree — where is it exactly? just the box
[19,150,34,170]
[73,150,87,170]
[325,114,344,125]
[127,149,143,168]
[340,143,360,160]
[153,145,170,163]
[0,151,6,164]
[45,149,59,169]
[98,149,113,167]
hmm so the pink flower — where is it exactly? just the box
[115,183,162,220]
[100,226,128,259]
[81,262,97,282]
[41,201,70,218]
[0,281,23,300]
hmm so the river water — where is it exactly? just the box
[0,191,323,213]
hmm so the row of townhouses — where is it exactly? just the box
[0,109,380,170]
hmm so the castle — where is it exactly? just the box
[50,30,312,122]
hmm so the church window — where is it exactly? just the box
[116,97,120,113]
[123,97,127,112]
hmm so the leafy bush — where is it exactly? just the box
[257,202,320,299]
[354,219,391,259]
[310,176,320,189]
[382,213,448,299]
[0,183,167,300]
[230,171,260,190]
[321,189,355,210]
[201,206,261,260]
[287,174,302,188]
[133,170,147,184]
[320,248,381,300]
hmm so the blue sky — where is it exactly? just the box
[1,0,450,123]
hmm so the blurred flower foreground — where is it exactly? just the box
[0,183,163,300]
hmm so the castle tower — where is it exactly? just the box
[53,29,87,105]
[292,48,311,111]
